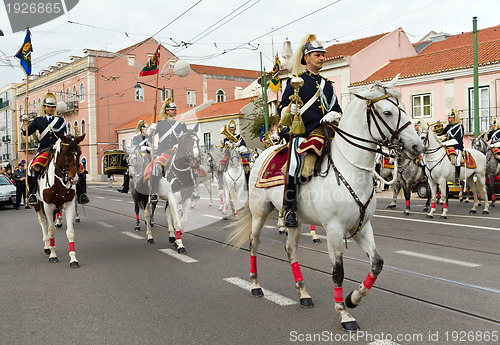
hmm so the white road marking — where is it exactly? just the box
[374,214,500,232]
[111,198,122,202]
[368,340,401,345]
[95,196,105,199]
[264,225,275,229]
[159,249,198,263]
[202,214,223,220]
[379,207,500,221]
[97,221,113,228]
[395,250,481,268]
[122,231,144,240]
[223,277,298,306]
[301,232,353,243]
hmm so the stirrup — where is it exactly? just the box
[151,194,158,203]
[78,194,89,205]
[284,210,298,227]
[28,194,38,206]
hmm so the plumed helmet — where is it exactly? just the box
[228,120,236,130]
[135,119,148,132]
[491,118,500,130]
[447,109,459,123]
[159,98,177,120]
[40,92,57,115]
[292,34,326,75]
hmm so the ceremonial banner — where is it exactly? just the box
[139,45,160,77]
[15,29,33,76]
[269,54,280,93]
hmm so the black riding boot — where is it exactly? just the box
[27,172,39,206]
[150,174,160,203]
[245,171,250,191]
[455,166,461,185]
[118,172,130,193]
[77,172,89,204]
[284,176,299,227]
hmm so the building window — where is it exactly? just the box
[38,98,41,110]
[73,86,78,102]
[468,86,490,132]
[81,119,86,135]
[122,139,126,149]
[80,83,85,102]
[74,121,79,136]
[412,93,431,119]
[67,122,71,135]
[60,91,64,102]
[127,55,135,66]
[203,132,212,151]
[187,90,196,107]
[216,89,226,102]
[33,100,36,115]
[161,88,169,102]
[135,87,144,101]
[66,88,70,102]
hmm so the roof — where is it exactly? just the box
[116,113,153,131]
[180,96,257,122]
[354,38,500,86]
[190,64,259,79]
[419,24,500,54]
[325,32,388,60]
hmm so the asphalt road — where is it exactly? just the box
[1,183,499,345]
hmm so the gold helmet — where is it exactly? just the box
[490,118,500,130]
[40,92,57,115]
[159,98,177,120]
[292,34,325,75]
[228,120,236,131]
[447,109,459,123]
[135,119,148,132]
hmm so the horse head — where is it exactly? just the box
[471,136,488,154]
[351,74,424,158]
[177,129,200,169]
[56,133,85,185]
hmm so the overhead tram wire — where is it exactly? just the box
[195,0,342,65]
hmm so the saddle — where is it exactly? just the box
[445,147,476,168]
[143,149,175,181]
[491,147,500,160]
[30,148,54,173]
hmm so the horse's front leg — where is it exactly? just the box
[285,223,314,307]
[36,208,51,255]
[174,199,189,254]
[65,201,79,268]
[206,180,213,207]
[144,201,154,244]
[386,181,399,209]
[310,224,321,244]
[345,222,383,331]
[44,204,59,263]
[426,180,438,218]
[472,176,490,215]
[277,212,286,234]
[165,204,176,244]
[439,181,449,219]
[75,203,80,223]
[325,224,358,331]
[403,183,412,216]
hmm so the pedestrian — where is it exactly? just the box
[5,167,13,182]
[12,162,29,210]
[0,167,5,175]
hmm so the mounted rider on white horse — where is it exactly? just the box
[439,109,464,184]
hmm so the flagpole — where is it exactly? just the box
[149,46,160,202]
[24,72,29,199]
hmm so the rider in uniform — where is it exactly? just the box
[277,34,342,227]
[219,120,250,188]
[440,109,464,184]
[485,118,500,145]
[22,92,88,206]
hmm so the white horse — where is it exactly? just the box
[227,76,423,331]
[471,135,500,206]
[420,128,489,218]
[221,145,247,217]
[34,134,86,268]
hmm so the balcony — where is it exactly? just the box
[2,154,10,160]
[2,135,10,142]
[0,100,9,109]
[58,101,79,116]
[20,141,38,150]
[67,101,79,110]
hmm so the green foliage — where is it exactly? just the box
[243,96,279,139]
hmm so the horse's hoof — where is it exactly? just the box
[44,249,51,255]
[177,247,186,254]
[134,226,140,232]
[299,298,314,308]
[70,261,80,269]
[169,237,176,243]
[208,204,212,207]
[75,218,80,223]
[55,224,62,229]
[482,210,489,215]
[426,215,433,219]
[491,203,495,207]
[278,230,286,235]
[386,205,396,209]
[222,216,228,220]
[251,288,264,297]
[469,210,477,214]
[150,223,154,227]
[423,207,429,212]
[345,291,358,309]
[147,238,155,245]
[440,215,447,219]
[312,238,321,244]
[341,320,360,332]
[459,198,464,202]
[464,200,469,203]
[48,257,59,263]
[404,211,410,216]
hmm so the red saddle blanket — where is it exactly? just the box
[144,153,171,180]
[492,147,500,159]
[219,156,250,166]
[383,157,394,169]
[30,152,51,169]
[255,146,288,188]
[445,147,476,169]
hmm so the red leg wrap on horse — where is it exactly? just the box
[250,255,257,274]
[311,224,316,231]
[363,273,377,289]
[135,214,139,221]
[176,230,182,240]
[69,242,75,252]
[291,262,303,282]
[493,194,496,200]
[431,202,436,209]
[443,202,447,209]
[406,200,410,207]
[50,238,55,247]
[334,286,343,302]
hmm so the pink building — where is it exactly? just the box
[15,38,258,181]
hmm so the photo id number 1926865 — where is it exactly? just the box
[5,2,62,14]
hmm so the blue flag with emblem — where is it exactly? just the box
[15,29,33,76]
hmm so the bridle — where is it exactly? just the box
[54,138,80,186]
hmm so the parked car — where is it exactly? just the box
[0,174,16,208]
[412,175,500,199]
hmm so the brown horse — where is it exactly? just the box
[34,134,85,268]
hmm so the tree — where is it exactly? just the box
[243,96,278,140]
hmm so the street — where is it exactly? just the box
[0,182,499,345]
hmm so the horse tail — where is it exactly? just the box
[226,199,252,250]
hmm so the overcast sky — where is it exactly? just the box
[1,0,499,86]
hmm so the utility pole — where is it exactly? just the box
[473,16,480,136]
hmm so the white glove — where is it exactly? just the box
[21,115,30,122]
[141,145,151,153]
[149,123,157,131]
[289,103,300,115]
[320,111,342,124]
[238,146,248,153]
